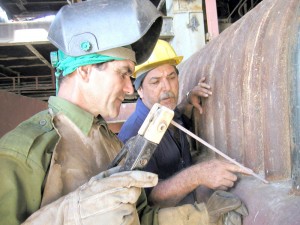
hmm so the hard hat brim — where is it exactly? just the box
[133,56,183,78]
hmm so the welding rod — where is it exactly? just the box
[171,120,269,184]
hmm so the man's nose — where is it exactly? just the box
[124,76,134,95]
[161,79,171,91]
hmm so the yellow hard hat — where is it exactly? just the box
[133,39,183,79]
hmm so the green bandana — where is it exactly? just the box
[51,50,124,93]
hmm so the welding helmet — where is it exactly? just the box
[133,39,183,90]
[47,0,162,64]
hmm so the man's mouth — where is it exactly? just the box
[160,97,175,104]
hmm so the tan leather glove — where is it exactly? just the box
[158,202,209,225]
[157,190,247,225]
[23,169,158,225]
[206,190,248,225]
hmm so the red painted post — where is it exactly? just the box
[204,0,219,40]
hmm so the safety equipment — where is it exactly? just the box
[23,169,158,225]
[48,0,162,65]
[133,39,183,78]
[158,202,209,225]
[206,190,248,225]
[157,190,248,225]
[133,39,183,90]
[50,50,128,93]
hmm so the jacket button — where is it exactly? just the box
[39,119,47,126]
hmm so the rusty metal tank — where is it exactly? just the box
[177,0,300,224]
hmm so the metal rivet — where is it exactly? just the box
[139,158,148,167]
[80,41,91,52]
[158,122,167,132]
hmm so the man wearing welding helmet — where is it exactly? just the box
[0,1,162,224]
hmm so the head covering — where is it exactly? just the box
[51,46,136,93]
[134,71,148,90]
[47,0,162,64]
[133,39,183,90]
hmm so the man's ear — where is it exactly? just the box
[137,87,143,99]
[77,65,93,82]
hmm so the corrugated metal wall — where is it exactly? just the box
[178,0,299,183]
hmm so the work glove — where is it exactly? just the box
[206,190,248,225]
[23,168,158,225]
[157,190,248,225]
[158,202,209,225]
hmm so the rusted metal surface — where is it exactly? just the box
[0,91,136,136]
[178,0,300,223]
[178,0,299,182]
[0,90,47,137]
[232,177,300,225]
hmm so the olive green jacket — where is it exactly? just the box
[0,96,158,225]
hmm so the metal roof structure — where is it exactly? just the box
[0,0,67,100]
[0,0,166,101]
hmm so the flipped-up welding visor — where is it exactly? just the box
[47,0,163,65]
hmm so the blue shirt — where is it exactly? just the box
[118,98,196,205]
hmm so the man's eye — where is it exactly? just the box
[150,80,159,85]
[116,71,126,79]
[120,72,127,79]
[168,73,177,79]
[118,70,132,79]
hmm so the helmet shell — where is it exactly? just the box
[134,39,183,78]
[47,0,162,64]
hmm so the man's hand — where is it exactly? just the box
[187,77,212,114]
[157,190,248,225]
[192,159,251,190]
[206,190,248,225]
[23,169,158,225]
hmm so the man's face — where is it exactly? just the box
[138,64,179,110]
[85,60,135,118]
